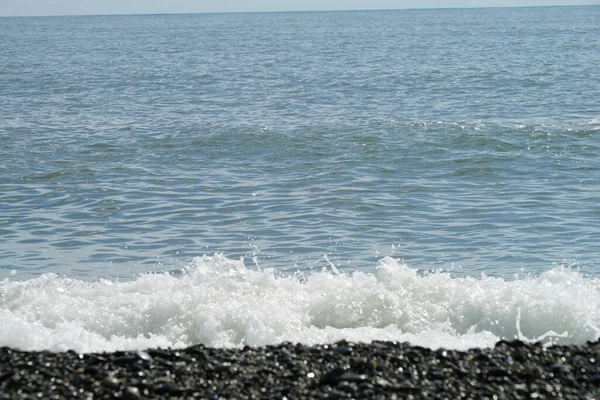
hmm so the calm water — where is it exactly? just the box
[1,6,600,352]
[1,7,600,280]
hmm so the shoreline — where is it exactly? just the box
[1,340,599,399]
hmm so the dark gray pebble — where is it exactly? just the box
[1,340,600,399]
[124,386,142,399]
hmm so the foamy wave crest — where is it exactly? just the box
[1,254,599,353]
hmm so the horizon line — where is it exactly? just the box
[1,4,597,18]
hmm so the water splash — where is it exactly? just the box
[1,254,599,353]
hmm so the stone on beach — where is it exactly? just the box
[1,340,599,399]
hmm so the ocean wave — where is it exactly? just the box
[1,254,599,353]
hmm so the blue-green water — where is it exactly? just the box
[2,6,600,352]
[1,6,599,280]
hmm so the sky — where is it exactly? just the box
[0,0,598,17]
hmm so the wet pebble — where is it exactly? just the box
[1,340,600,399]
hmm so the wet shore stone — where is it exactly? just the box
[1,340,599,399]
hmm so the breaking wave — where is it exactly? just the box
[2,254,599,353]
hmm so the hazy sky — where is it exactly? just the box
[0,0,598,16]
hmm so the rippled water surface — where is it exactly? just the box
[1,6,599,280]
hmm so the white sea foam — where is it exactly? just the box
[1,254,599,353]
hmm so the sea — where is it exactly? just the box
[1,6,599,353]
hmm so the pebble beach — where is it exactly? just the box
[2,340,599,399]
